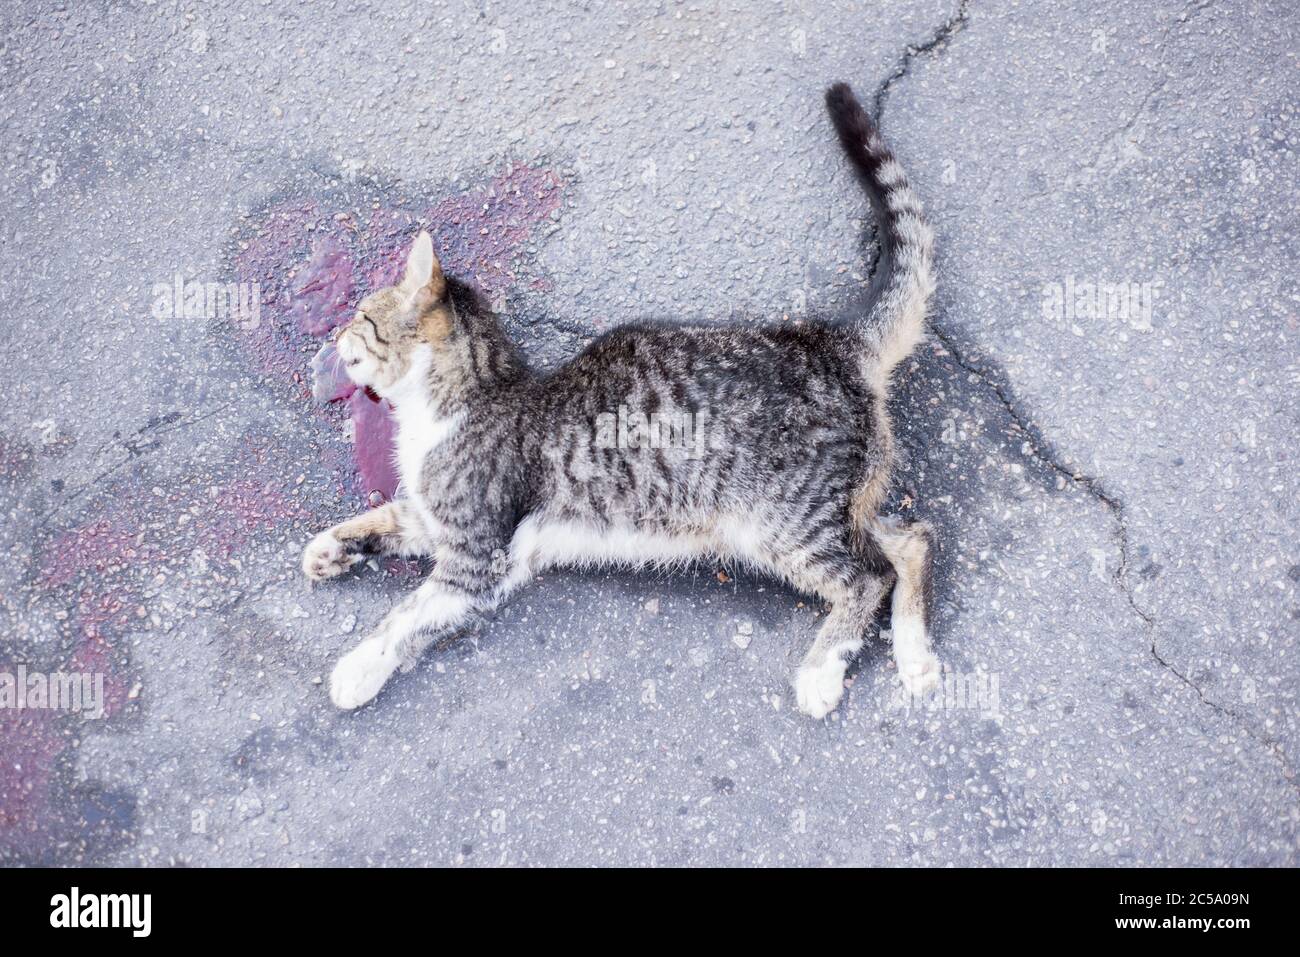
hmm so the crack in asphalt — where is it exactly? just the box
[932,317,1296,787]
[1068,0,1216,191]
[927,327,1149,617]
[1026,0,1218,199]
[873,0,971,121]
[869,0,1294,783]
[40,402,237,527]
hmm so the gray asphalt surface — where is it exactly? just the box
[0,0,1295,866]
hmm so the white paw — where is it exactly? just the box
[897,652,941,697]
[302,531,359,582]
[329,640,397,710]
[794,657,848,719]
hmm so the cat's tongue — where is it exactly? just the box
[310,340,356,403]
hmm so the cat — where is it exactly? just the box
[302,82,939,718]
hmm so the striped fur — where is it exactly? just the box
[825,82,936,394]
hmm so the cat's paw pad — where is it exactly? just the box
[898,652,941,697]
[794,658,848,719]
[302,531,358,581]
[329,641,396,710]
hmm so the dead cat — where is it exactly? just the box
[303,82,939,718]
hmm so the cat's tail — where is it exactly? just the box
[825,82,935,393]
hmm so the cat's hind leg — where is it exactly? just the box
[870,517,940,696]
[755,524,896,718]
[302,500,431,581]
[791,571,893,718]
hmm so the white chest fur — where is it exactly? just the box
[380,347,463,515]
[392,403,463,497]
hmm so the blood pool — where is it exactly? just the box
[310,340,400,503]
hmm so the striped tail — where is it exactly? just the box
[825,82,935,393]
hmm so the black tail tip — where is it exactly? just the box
[824,82,855,115]
[824,81,855,108]
[824,82,875,138]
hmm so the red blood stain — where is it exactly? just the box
[202,477,311,558]
[41,520,154,589]
[0,631,127,858]
[6,445,310,857]
[0,708,62,836]
[426,163,564,296]
[0,435,35,480]
[348,389,400,505]
[290,233,355,336]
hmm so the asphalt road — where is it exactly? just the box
[0,0,1295,866]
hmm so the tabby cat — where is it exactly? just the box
[303,82,939,718]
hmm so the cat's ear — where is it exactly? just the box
[402,230,446,299]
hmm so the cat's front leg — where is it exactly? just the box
[302,500,430,581]
[328,518,528,709]
[329,578,476,709]
[301,530,362,581]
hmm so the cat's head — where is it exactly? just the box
[334,230,461,395]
